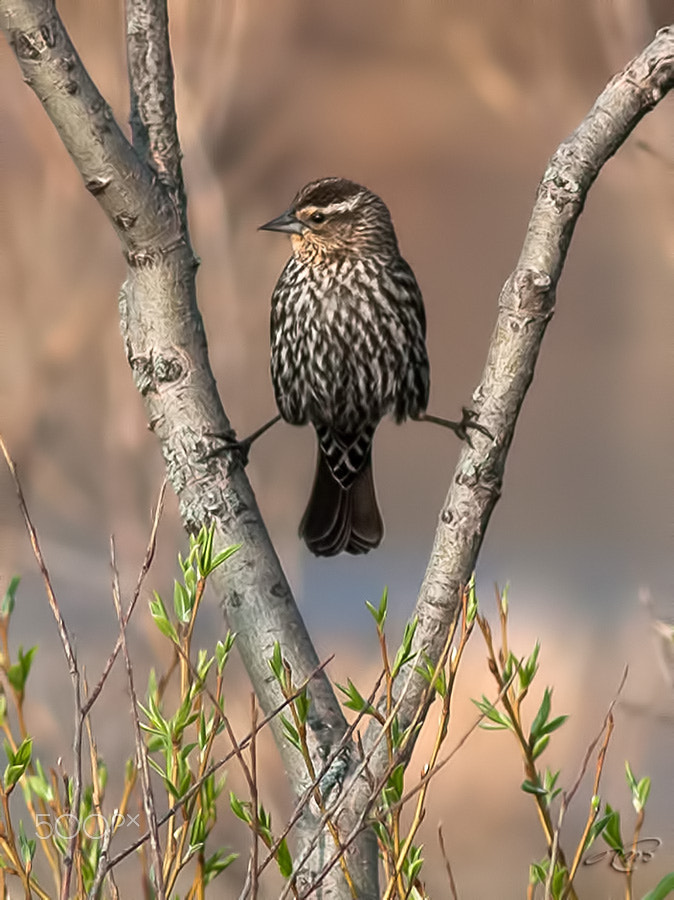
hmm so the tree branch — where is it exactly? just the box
[0,3,360,893]
[355,25,674,789]
[125,0,188,227]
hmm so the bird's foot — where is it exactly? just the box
[204,432,253,466]
[205,414,283,467]
[418,408,492,447]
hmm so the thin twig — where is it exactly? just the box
[437,824,459,900]
[254,669,386,882]
[104,655,333,873]
[83,481,166,717]
[237,857,253,900]
[110,537,166,900]
[565,667,628,808]
[560,670,628,897]
[278,656,425,900]
[0,436,84,900]
[382,606,474,900]
[284,634,472,900]
[87,812,114,900]
[249,694,259,900]
[299,604,469,900]
[297,677,510,900]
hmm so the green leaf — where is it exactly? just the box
[539,714,569,737]
[391,618,418,679]
[173,580,192,624]
[601,804,623,854]
[203,850,238,885]
[198,712,208,752]
[502,651,517,684]
[200,523,216,575]
[636,776,651,813]
[529,860,547,885]
[4,737,32,790]
[472,695,511,730]
[208,544,240,575]
[519,642,540,691]
[387,764,405,802]
[529,687,551,742]
[149,592,177,642]
[521,779,547,796]
[625,761,651,813]
[7,646,37,695]
[414,655,447,698]
[371,819,392,851]
[1,576,20,618]
[276,837,293,878]
[551,863,568,899]
[403,843,424,883]
[584,812,613,851]
[531,735,550,760]
[642,872,674,900]
[543,768,560,793]
[215,632,236,674]
[27,759,54,803]
[366,586,388,629]
[18,821,35,866]
[280,716,301,751]
[336,679,376,715]
[466,574,478,623]
[189,811,206,850]
[294,691,310,725]
[269,643,284,682]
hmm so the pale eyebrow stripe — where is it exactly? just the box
[304,194,365,215]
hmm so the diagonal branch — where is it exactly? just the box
[0,0,180,257]
[0,2,371,893]
[355,23,674,787]
[110,538,166,900]
[0,437,84,900]
[0,2,358,892]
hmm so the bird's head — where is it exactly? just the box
[260,177,398,263]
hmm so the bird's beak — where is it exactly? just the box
[259,208,305,235]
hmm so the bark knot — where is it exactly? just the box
[12,24,55,59]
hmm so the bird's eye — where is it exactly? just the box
[310,211,326,224]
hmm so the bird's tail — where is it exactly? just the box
[299,449,383,556]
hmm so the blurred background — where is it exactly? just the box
[1,0,673,896]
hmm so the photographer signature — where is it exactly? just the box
[584,838,661,872]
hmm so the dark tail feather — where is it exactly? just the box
[299,452,383,557]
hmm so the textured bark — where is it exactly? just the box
[0,2,376,897]
[349,24,674,812]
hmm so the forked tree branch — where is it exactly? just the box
[0,2,364,894]
[125,0,188,226]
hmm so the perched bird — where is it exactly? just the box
[260,177,481,557]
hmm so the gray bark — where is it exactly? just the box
[342,26,674,866]
[0,1,373,896]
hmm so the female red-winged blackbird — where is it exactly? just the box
[260,177,434,557]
